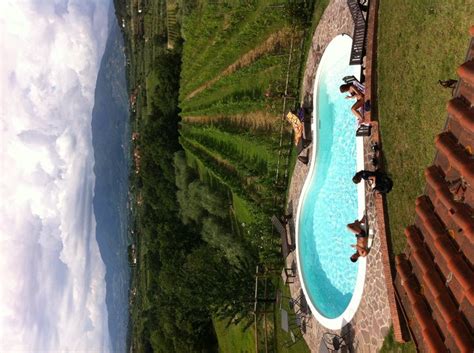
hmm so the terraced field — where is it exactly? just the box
[179,1,306,229]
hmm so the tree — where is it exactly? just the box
[180,245,256,321]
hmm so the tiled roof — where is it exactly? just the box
[394,27,474,353]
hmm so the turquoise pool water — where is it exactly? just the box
[298,36,361,319]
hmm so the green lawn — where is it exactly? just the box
[214,318,256,353]
[213,279,312,353]
[377,0,473,255]
[379,327,416,353]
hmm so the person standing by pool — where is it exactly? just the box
[347,216,369,262]
[352,169,393,194]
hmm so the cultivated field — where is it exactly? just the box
[179,1,304,226]
[178,1,323,352]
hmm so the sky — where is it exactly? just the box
[0,1,112,351]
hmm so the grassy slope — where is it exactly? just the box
[180,1,291,99]
[213,279,311,353]
[214,319,256,353]
[179,1,294,208]
[377,1,472,350]
[378,0,473,254]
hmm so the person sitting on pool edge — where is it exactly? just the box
[347,215,367,234]
[347,216,369,262]
[352,169,393,194]
[340,83,365,124]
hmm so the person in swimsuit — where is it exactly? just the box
[347,215,366,233]
[347,216,369,262]
[340,83,364,123]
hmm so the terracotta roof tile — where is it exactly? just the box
[435,293,457,323]
[447,97,474,133]
[450,206,474,244]
[415,197,447,242]
[448,256,474,297]
[423,326,448,353]
[461,293,474,328]
[457,60,474,87]
[412,249,435,275]
[423,270,446,299]
[435,131,474,185]
[448,319,474,352]
[458,80,474,103]
[405,225,424,250]
[412,301,434,330]
[433,236,457,262]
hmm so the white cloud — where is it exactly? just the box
[0,1,111,351]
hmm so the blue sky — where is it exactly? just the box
[0,1,112,351]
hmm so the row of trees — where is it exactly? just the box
[175,151,254,266]
[129,50,216,352]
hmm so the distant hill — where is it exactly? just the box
[91,10,131,353]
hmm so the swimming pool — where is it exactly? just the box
[295,35,366,329]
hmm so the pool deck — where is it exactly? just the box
[285,0,392,351]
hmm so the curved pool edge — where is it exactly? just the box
[295,34,367,330]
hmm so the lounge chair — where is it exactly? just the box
[284,330,302,348]
[281,309,305,347]
[272,215,295,259]
[356,124,371,136]
[287,111,304,146]
[296,138,305,156]
[293,313,311,334]
[343,75,365,91]
[303,118,312,143]
[281,267,295,285]
[286,200,293,219]
[322,332,350,352]
[298,155,309,165]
